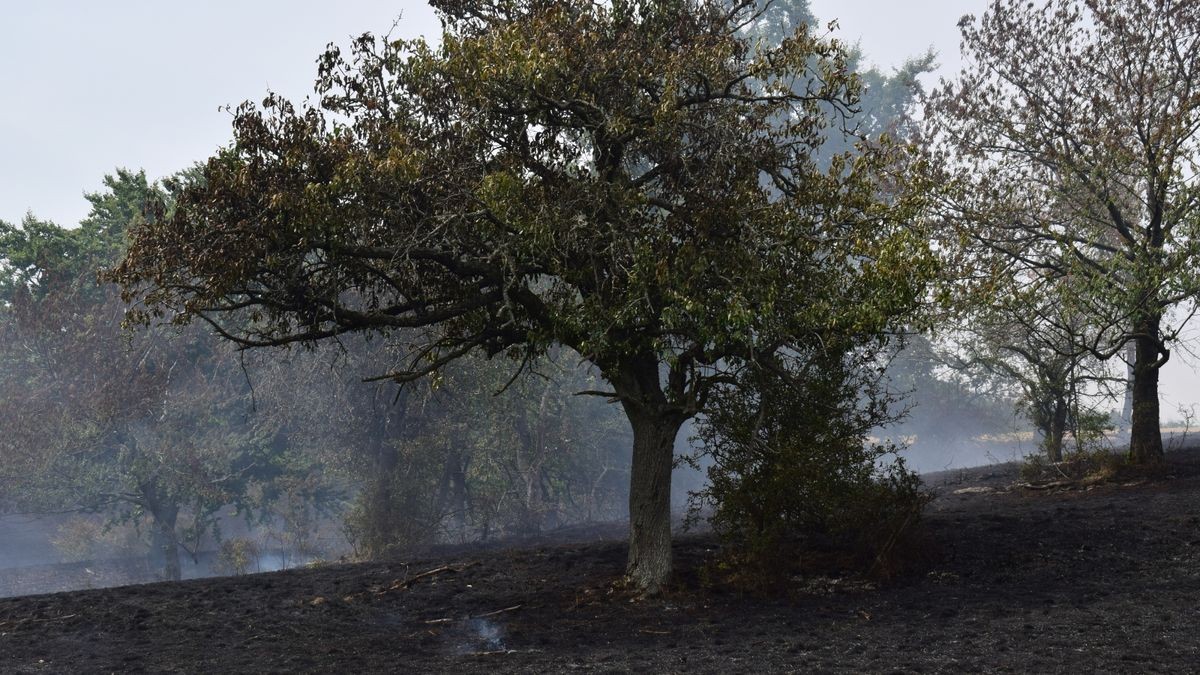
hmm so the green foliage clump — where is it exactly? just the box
[688,350,928,589]
[1019,403,1119,485]
[342,447,447,559]
[214,538,261,576]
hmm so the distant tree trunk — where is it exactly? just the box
[1046,396,1067,463]
[1121,342,1135,430]
[366,434,400,556]
[1129,315,1165,464]
[450,456,468,537]
[511,416,541,534]
[435,448,468,541]
[611,354,687,595]
[360,391,408,557]
[146,500,181,582]
[156,510,181,582]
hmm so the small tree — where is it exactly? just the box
[944,277,1119,462]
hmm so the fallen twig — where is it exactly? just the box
[312,562,480,606]
[380,562,479,594]
[424,604,524,625]
[0,614,78,629]
[473,604,523,619]
[1016,480,1074,491]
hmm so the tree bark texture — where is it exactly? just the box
[607,352,688,595]
[1121,342,1135,429]
[624,410,681,595]
[1129,318,1165,464]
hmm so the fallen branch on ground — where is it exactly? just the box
[1016,480,1074,491]
[379,562,479,594]
[0,614,78,629]
[474,604,523,619]
[310,562,480,606]
[424,604,524,624]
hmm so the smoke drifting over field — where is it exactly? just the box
[0,509,346,598]
[6,0,1200,606]
[0,331,637,597]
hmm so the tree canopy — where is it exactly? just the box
[112,0,933,592]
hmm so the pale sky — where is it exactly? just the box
[0,1,437,228]
[2,1,1197,416]
[808,0,984,80]
[0,0,982,230]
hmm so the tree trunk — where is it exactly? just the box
[1046,396,1067,463]
[140,479,182,582]
[1129,321,1165,464]
[604,351,690,594]
[362,403,403,557]
[624,409,683,595]
[148,504,181,582]
[368,440,400,555]
[434,448,468,541]
[451,457,468,540]
[1121,342,1135,430]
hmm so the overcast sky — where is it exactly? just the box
[2,1,1197,416]
[0,1,437,229]
[0,0,983,230]
[808,0,983,77]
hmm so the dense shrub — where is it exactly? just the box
[213,538,261,576]
[687,350,929,589]
[342,447,446,559]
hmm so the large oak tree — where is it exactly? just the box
[112,0,931,592]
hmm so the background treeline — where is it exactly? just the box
[0,170,633,580]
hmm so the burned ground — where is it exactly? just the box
[3,449,1200,673]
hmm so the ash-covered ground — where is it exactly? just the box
[3,448,1200,673]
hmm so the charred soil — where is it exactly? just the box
[4,448,1200,673]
